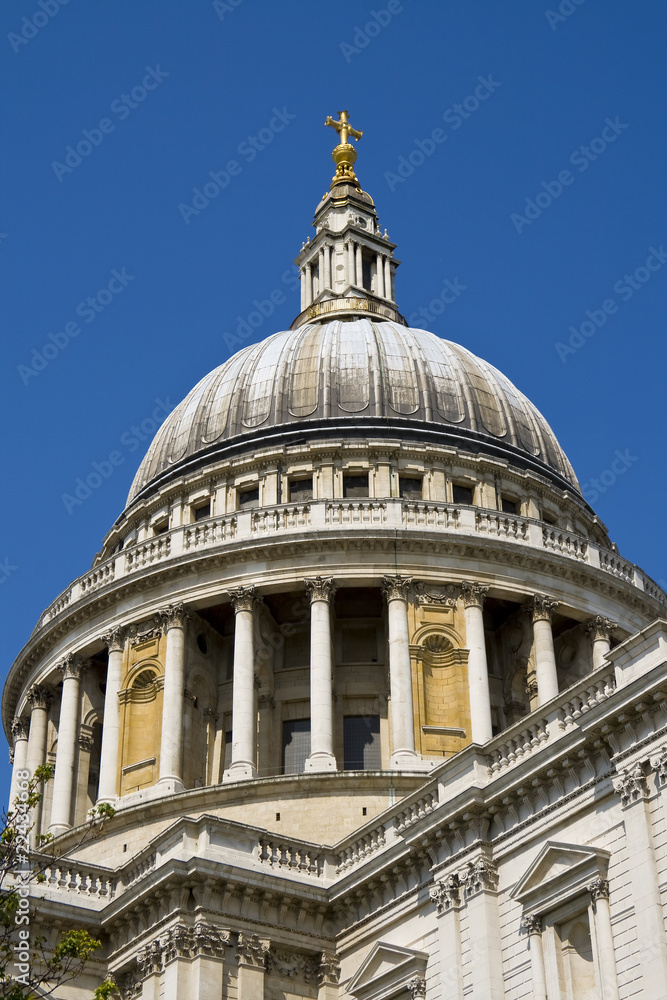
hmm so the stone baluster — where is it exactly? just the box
[25,685,53,845]
[304,577,337,772]
[50,655,85,835]
[158,604,190,789]
[586,615,617,670]
[223,587,260,782]
[520,914,547,1000]
[97,626,126,804]
[461,582,493,744]
[8,718,29,813]
[382,576,418,767]
[529,595,560,704]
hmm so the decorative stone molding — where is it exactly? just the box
[458,857,498,898]
[237,932,270,968]
[612,763,649,807]
[8,748,14,765]
[57,653,86,682]
[304,576,335,603]
[520,913,542,935]
[319,951,340,987]
[429,873,460,912]
[11,717,29,743]
[136,938,163,977]
[128,623,162,647]
[406,976,426,999]
[415,581,459,606]
[157,603,191,631]
[381,575,412,602]
[267,946,320,983]
[585,615,618,641]
[78,734,95,753]
[227,587,260,614]
[149,922,230,966]
[27,685,53,711]
[460,581,488,609]
[650,745,667,785]
[102,625,127,652]
[194,922,230,957]
[528,594,559,623]
[587,876,610,904]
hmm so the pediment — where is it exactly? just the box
[510,840,610,913]
[347,942,428,1000]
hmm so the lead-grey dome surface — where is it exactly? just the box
[128,320,578,504]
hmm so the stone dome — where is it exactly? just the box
[128,319,578,504]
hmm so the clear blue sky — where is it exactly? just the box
[2,0,666,802]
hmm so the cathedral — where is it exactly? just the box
[5,112,667,998]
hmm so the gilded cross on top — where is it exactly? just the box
[325,110,363,147]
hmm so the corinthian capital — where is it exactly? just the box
[101,625,127,653]
[305,576,335,603]
[57,653,86,682]
[458,857,498,897]
[461,581,488,609]
[236,932,269,968]
[382,575,412,602]
[585,616,617,642]
[157,603,191,631]
[429,873,460,912]
[520,913,542,935]
[406,977,426,1000]
[319,952,340,987]
[587,876,610,903]
[11,717,29,743]
[612,763,648,807]
[227,587,260,614]
[27,685,53,711]
[529,594,559,623]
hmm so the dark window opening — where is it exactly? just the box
[282,719,311,774]
[399,476,423,500]
[154,519,168,535]
[501,497,518,515]
[543,512,557,526]
[452,484,473,505]
[344,716,381,770]
[362,256,372,291]
[194,502,211,521]
[289,477,313,502]
[238,486,259,509]
[196,634,208,655]
[343,474,369,498]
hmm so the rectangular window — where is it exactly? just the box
[343,474,369,498]
[194,502,211,521]
[153,518,168,535]
[452,483,473,505]
[281,719,311,774]
[344,716,381,770]
[501,497,518,515]
[289,477,313,502]
[362,255,372,291]
[399,476,423,500]
[238,486,259,509]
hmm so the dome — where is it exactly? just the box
[128,319,578,504]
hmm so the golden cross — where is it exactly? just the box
[325,110,363,147]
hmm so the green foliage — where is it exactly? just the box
[94,978,121,999]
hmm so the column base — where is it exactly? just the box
[390,749,430,770]
[222,761,257,783]
[157,776,185,794]
[304,751,337,772]
[48,822,71,837]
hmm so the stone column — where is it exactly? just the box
[459,857,504,1000]
[224,588,259,782]
[74,734,94,826]
[375,253,385,297]
[304,263,312,306]
[158,604,189,788]
[192,923,229,998]
[236,933,269,1000]
[529,595,560,705]
[587,878,620,1000]
[97,626,126,804]
[50,655,85,835]
[586,615,617,670]
[382,576,418,767]
[355,243,362,287]
[612,763,667,998]
[300,267,307,311]
[384,257,392,300]
[430,876,464,999]
[345,241,352,287]
[304,577,337,772]
[25,685,52,845]
[461,582,493,745]
[317,953,340,1000]
[520,915,547,1000]
[8,718,29,812]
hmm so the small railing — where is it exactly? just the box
[543,527,588,560]
[125,535,171,571]
[394,791,438,834]
[257,838,325,877]
[41,860,116,898]
[326,501,387,525]
[477,511,529,540]
[336,824,386,873]
[598,551,635,584]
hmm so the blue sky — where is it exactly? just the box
[2,0,666,802]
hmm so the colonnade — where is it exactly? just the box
[7,580,617,838]
[299,241,394,309]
